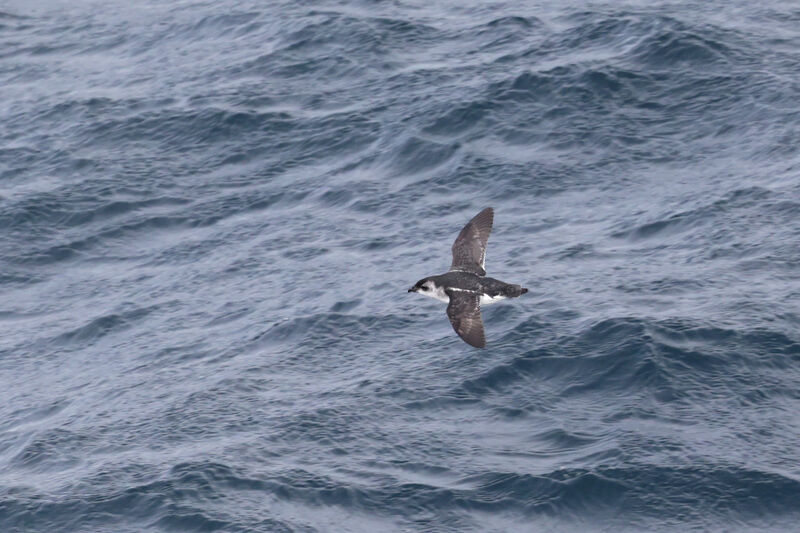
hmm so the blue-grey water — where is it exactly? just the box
[2,0,799,531]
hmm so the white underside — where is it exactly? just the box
[419,286,507,306]
[480,294,507,305]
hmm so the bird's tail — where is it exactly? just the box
[509,284,528,297]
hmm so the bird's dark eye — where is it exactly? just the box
[420,285,428,291]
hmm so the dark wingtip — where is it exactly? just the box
[521,288,528,294]
[473,207,493,223]
[464,337,486,348]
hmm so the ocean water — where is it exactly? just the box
[1,0,799,531]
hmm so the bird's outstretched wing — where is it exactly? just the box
[445,289,486,348]
[450,207,493,276]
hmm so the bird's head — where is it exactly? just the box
[408,277,434,294]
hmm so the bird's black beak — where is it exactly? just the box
[408,287,416,293]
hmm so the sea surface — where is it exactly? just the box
[1,0,799,531]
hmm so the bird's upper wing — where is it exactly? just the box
[450,207,493,276]
[445,289,486,348]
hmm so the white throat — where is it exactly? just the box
[420,283,450,303]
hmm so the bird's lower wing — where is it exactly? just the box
[445,290,486,348]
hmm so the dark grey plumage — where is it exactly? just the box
[451,206,493,276]
[426,271,528,297]
[445,289,484,348]
[408,207,528,348]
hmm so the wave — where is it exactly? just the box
[612,186,793,244]
[3,460,797,532]
[53,305,159,345]
[408,316,800,414]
